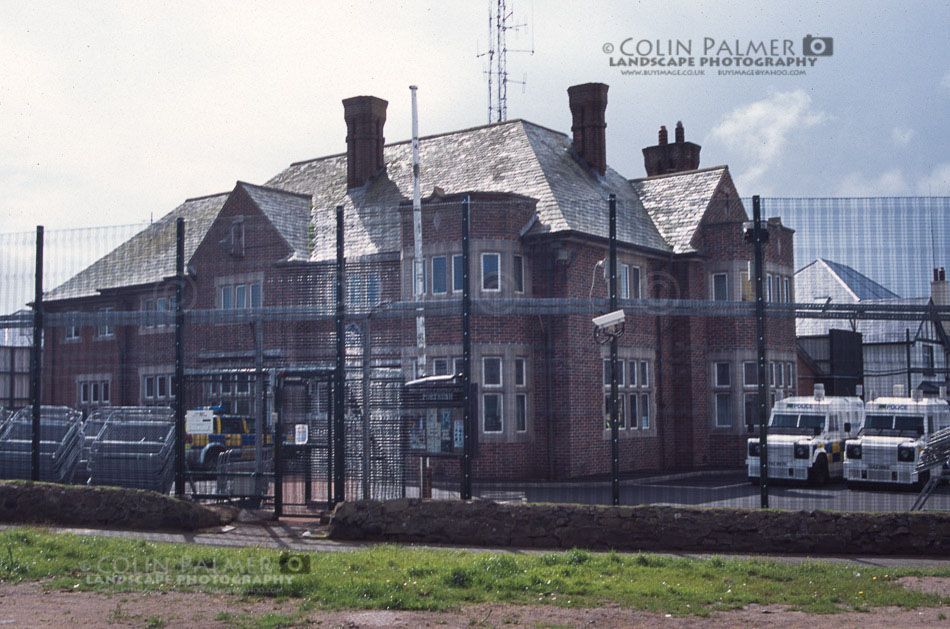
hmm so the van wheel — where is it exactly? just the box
[809,456,830,485]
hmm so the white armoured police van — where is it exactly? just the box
[747,384,865,484]
[844,386,950,488]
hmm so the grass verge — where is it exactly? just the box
[0,528,948,617]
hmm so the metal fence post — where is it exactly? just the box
[174,217,185,497]
[609,194,620,506]
[273,374,283,517]
[30,226,43,481]
[753,196,769,509]
[461,196,473,500]
[333,205,346,506]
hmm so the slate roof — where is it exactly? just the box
[630,166,728,254]
[266,119,670,261]
[796,258,900,303]
[49,117,729,296]
[45,193,228,301]
[236,182,312,261]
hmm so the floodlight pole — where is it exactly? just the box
[30,226,43,482]
[753,196,769,509]
[609,194,620,506]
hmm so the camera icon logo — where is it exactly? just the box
[802,35,833,56]
[278,553,311,574]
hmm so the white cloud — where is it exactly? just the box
[891,126,915,146]
[837,169,910,196]
[916,163,950,195]
[708,89,827,191]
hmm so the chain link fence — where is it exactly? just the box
[0,196,948,516]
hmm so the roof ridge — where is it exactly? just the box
[288,119,564,168]
[629,165,727,183]
[236,181,312,200]
[184,191,231,202]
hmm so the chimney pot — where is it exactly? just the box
[567,82,609,176]
[642,121,701,176]
[343,95,388,189]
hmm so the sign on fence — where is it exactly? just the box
[403,375,472,457]
[185,409,213,435]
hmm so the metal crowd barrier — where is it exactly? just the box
[0,406,83,482]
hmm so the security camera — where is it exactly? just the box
[593,309,625,331]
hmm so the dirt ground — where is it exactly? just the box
[0,579,948,628]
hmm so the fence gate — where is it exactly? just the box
[274,369,335,514]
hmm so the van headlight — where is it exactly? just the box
[748,441,761,457]
[897,445,915,462]
[846,443,862,460]
[794,443,810,459]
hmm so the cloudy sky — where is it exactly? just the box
[1,0,948,235]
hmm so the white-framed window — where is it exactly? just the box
[777,362,784,387]
[96,307,114,338]
[514,358,526,387]
[769,362,776,387]
[431,256,448,295]
[784,277,791,303]
[144,376,156,399]
[452,254,464,292]
[222,282,264,310]
[715,392,732,427]
[715,362,731,387]
[78,377,110,406]
[766,274,773,302]
[631,266,642,299]
[639,361,649,388]
[629,393,639,430]
[65,312,80,340]
[516,393,528,432]
[639,392,651,429]
[513,255,524,293]
[619,264,630,299]
[482,357,502,387]
[743,361,758,387]
[481,253,500,292]
[483,393,503,433]
[348,274,380,307]
[923,345,935,370]
[712,273,728,301]
[454,358,465,377]
[629,360,638,387]
[786,362,793,389]
[433,358,449,376]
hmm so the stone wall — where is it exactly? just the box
[0,481,233,531]
[330,499,950,556]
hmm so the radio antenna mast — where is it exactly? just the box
[476,0,534,124]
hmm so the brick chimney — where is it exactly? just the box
[932,267,948,306]
[567,83,609,176]
[642,120,701,176]
[343,95,388,189]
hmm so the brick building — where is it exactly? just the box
[42,82,796,478]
